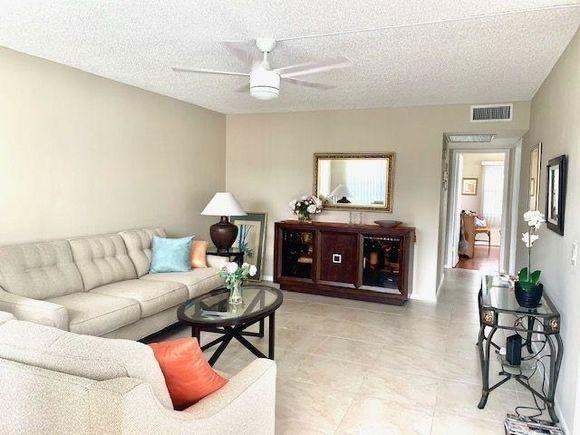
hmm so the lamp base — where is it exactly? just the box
[210,216,238,252]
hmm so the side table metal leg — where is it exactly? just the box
[545,334,563,423]
[526,316,535,353]
[478,326,497,409]
[268,313,275,359]
[192,326,201,344]
[258,319,264,338]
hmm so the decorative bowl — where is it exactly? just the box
[374,220,402,228]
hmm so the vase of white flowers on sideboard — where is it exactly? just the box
[219,262,257,305]
[515,210,545,308]
[289,195,322,222]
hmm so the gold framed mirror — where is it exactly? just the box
[313,152,395,212]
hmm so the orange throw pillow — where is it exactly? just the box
[149,338,227,410]
[191,240,209,268]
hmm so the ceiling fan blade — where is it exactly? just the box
[222,40,260,68]
[274,57,352,78]
[283,78,335,90]
[172,66,249,77]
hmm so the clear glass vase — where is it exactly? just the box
[228,281,243,306]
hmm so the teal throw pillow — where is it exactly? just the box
[150,236,193,273]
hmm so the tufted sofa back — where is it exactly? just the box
[118,228,166,277]
[0,240,84,299]
[68,234,137,291]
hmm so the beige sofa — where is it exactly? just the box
[0,228,227,340]
[0,312,276,434]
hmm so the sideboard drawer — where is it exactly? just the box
[319,232,358,285]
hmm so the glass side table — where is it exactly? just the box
[206,246,245,267]
[477,274,563,423]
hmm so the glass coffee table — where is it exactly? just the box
[177,284,283,366]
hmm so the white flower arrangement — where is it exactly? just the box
[289,195,322,221]
[219,262,257,290]
[519,210,545,291]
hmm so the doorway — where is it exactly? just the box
[454,152,505,272]
[441,137,521,276]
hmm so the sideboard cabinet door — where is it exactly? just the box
[318,231,358,286]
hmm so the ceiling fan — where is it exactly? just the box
[172,37,352,100]
[172,5,572,100]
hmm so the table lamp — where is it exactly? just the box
[201,192,247,252]
[330,184,352,204]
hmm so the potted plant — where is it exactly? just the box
[289,195,323,222]
[515,210,545,308]
[219,262,257,305]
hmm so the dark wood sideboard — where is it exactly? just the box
[274,220,415,305]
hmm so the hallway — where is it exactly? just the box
[457,246,500,273]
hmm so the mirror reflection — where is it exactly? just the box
[314,153,394,212]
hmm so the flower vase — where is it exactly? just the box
[298,213,311,222]
[229,281,243,306]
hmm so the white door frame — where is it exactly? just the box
[444,141,521,274]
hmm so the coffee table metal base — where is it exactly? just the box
[192,314,275,367]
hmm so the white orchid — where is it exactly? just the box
[521,232,539,248]
[519,210,544,292]
[524,210,545,230]
[288,200,297,210]
[307,204,317,214]
[225,262,239,274]
[249,265,257,276]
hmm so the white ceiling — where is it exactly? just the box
[1,1,579,114]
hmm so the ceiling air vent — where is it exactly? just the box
[470,104,513,122]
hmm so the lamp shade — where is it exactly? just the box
[329,184,351,198]
[201,192,246,217]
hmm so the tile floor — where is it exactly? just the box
[160,268,548,434]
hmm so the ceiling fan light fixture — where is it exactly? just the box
[250,69,280,100]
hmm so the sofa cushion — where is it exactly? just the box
[69,234,137,290]
[0,240,83,299]
[150,236,193,273]
[46,292,140,336]
[149,338,227,410]
[91,279,188,318]
[119,228,166,277]
[0,318,173,409]
[142,268,224,298]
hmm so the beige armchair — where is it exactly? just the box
[0,314,276,434]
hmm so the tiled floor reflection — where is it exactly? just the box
[158,268,546,434]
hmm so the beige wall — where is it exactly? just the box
[226,103,530,300]
[0,47,226,244]
[517,29,579,432]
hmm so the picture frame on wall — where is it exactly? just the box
[231,212,267,280]
[546,155,567,235]
[461,178,478,196]
[529,142,542,211]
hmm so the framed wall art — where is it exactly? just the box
[528,142,542,211]
[546,155,567,235]
[231,212,267,280]
[462,178,478,196]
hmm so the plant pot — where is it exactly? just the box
[514,281,543,309]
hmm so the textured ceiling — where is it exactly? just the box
[0,1,579,114]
